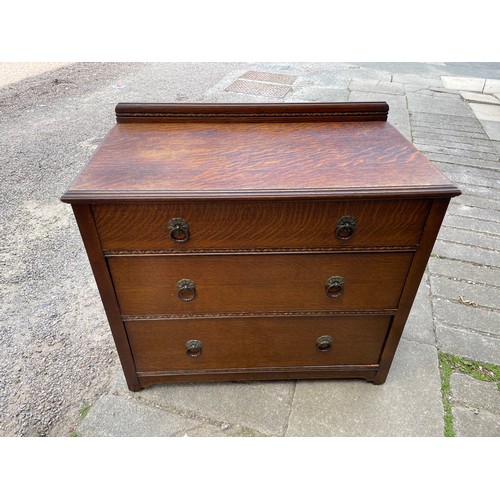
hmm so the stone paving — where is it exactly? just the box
[73,64,500,438]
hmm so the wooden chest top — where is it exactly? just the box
[61,102,460,202]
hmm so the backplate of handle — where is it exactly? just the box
[326,276,344,298]
[316,335,333,352]
[169,217,190,243]
[177,279,196,301]
[186,339,202,357]
[335,215,357,240]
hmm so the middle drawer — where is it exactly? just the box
[109,252,413,315]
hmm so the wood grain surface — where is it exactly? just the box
[108,252,413,315]
[126,315,392,372]
[61,119,460,201]
[93,199,429,251]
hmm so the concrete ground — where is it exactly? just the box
[0,62,499,437]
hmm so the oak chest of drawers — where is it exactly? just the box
[61,102,460,391]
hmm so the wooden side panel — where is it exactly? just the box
[93,199,430,251]
[374,198,451,384]
[71,204,140,391]
[108,252,414,315]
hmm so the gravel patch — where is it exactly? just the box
[0,63,143,436]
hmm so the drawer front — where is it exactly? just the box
[109,252,413,315]
[126,315,392,372]
[93,199,429,251]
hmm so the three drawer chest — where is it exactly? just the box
[61,102,461,391]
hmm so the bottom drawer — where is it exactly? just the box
[126,315,392,373]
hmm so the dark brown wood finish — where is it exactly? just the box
[108,253,413,315]
[61,103,460,203]
[61,102,461,391]
[373,198,452,384]
[115,102,389,123]
[93,199,429,252]
[70,205,140,391]
[138,367,379,386]
[126,315,392,372]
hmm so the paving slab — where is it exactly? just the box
[433,298,500,337]
[469,103,500,122]
[480,120,500,141]
[414,142,498,161]
[412,135,496,154]
[348,78,404,95]
[436,324,500,365]
[292,72,351,89]
[438,225,500,251]
[77,394,200,437]
[130,378,294,436]
[412,128,488,143]
[452,406,500,436]
[436,170,500,193]
[450,372,500,414]
[183,423,267,437]
[392,73,443,88]
[285,86,349,102]
[430,274,500,310]
[304,68,392,86]
[441,76,485,92]
[408,93,475,117]
[285,339,443,436]
[459,91,500,105]
[447,202,500,223]
[484,79,500,94]
[457,193,500,211]
[432,240,500,268]
[426,152,500,171]
[402,273,435,345]
[428,256,500,287]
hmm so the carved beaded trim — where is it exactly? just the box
[122,309,396,321]
[117,111,388,119]
[104,246,416,256]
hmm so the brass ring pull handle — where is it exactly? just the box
[335,215,357,240]
[169,217,190,243]
[326,276,344,298]
[177,279,196,301]
[316,335,333,352]
[186,339,202,357]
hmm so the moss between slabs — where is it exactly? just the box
[438,352,500,437]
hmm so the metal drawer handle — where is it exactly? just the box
[316,335,333,352]
[326,276,344,298]
[177,279,196,301]
[335,215,357,240]
[169,217,190,243]
[186,339,202,357]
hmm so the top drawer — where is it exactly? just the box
[93,199,430,252]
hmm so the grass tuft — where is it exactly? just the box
[79,405,91,419]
